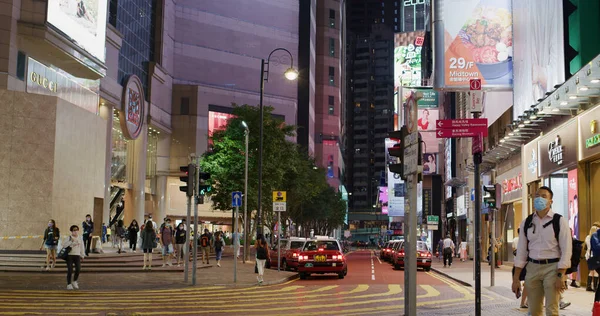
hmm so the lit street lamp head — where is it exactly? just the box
[241,121,248,130]
[284,67,299,81]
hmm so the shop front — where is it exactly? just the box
[496,166,523,262]
[538,119,578,229]
[577,104,600,244]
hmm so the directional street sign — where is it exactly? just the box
[436,119,488,129]
[231,191,242,207]
[436,128,487,138]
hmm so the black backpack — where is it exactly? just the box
[523,213,581,274]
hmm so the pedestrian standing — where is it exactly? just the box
[442,234,454,268]
[160,218,174,267]
[101,223,107,244]
[174,223,186,267]
[200,229,211,264]
[460,239,468,262]
[141,220,157,270]
[61,225,86,290]
[255,234,270,284]
[512,186,572,316]
[40,219,59,271]
[106,225,112,246]
[586,223,600,291]
[82,214,93,256]
[115,220,125,254]
[438,239,444,262]
[128,220,140,252]
[214,232,224,267]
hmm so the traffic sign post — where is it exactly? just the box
[273,191,287,272]
[231,191,242,282]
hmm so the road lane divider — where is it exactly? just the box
[370,250,376,280]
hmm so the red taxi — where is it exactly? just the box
[297,238,347,280]
[381,240,401,262]
[392,241,432,271]
[270,237,307,271]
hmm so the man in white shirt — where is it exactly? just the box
[443,234,455,268]
[512,186,572,316]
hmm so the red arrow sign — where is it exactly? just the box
[436,127,488,138]
[436,119,488,129]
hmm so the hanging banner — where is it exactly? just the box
[568,169,578,238]
[434,0,513,90]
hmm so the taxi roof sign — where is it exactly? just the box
[272,191,287,202]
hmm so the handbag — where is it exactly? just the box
[587,256,600,271]
[57,237,72,261]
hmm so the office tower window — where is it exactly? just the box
[329,66,335,86]
[329,9,335,28]
[180,97,190,115]
[329,38,335,57]
[328,96,335,115]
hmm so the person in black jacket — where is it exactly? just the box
[40,219,59,271]
[128,220,140,253]
[82,214,93,256]
[174,223,186,266]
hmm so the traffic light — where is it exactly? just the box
[388,126,409,180]
[197,171,211,196]
[179,164,195,197]
[483,185,496,209]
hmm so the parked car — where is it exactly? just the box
[297,237,348,280]
[269,237,307,271]
[392,241,432,271]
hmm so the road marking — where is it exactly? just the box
[376,256,382,264]
[370,251,376,280]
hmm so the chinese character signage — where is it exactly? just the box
[395,32,425,90]
[538,119,577,176]
[434,0,513,90]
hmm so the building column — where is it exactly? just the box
[99,103,114,226]
[124,124,148,224]
[156,132,171,221]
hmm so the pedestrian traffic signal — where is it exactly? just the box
[483,185,496,209]
[388,126,409,180]
[198,171,211,196]
[180,164,195,197]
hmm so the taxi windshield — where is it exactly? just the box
[303,240,339,251]
[290,241,305,249]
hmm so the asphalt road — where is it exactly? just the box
[0,249,540,315]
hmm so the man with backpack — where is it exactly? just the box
[200,229,211,264]
[512,186,573,316]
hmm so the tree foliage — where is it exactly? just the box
[200,104,346,236]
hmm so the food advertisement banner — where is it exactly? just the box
[434,0,513,89]
[394,32,425,90]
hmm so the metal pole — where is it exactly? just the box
[184,195,191,283]
[491,208,495,286]
[277,211,281,272]
[234,206,238,282]
[257,59,265,238]
[404,173,417,316]
[474,114,482,316]
[192,194,199,285]
[244,130,249,263]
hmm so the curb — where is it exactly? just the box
[430,267,473,287]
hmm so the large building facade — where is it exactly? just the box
[0,0,345,249]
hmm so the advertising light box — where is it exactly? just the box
[434,0,513,90]
[47,0,108,62]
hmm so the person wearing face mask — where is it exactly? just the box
[512,186,572,316]
[82,214,94,256]
[174,222,187,267]
[40,220,60,271]
[160,218,174,267]
[61,225,86,290]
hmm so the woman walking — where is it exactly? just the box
[115,220,125,254]
[128,220,140,253]
[141,220,157,270]
[174,223,186,267]
[61,225,86,290]
[255,234,270,284]
[214,232,224,267]
[586,223,600,291]
[40,220,60,271]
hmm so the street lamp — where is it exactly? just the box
[241,121,249,262]
[257,48,298,237]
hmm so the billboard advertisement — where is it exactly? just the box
[401,88,440,154]
[512,0,565,117]
[568,169,578,238]
[395,32,425,91]
[423,153,437,175]
[47,0,108,62]
[434,0,513,89]
[379,186,389,215]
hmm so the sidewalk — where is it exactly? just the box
[430,258,594,314]
[0,247,297,290]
